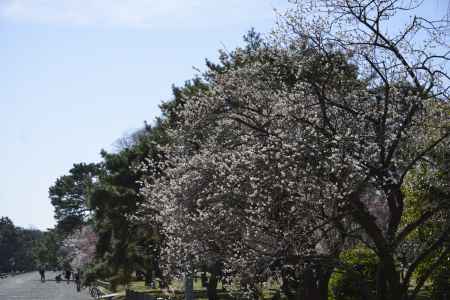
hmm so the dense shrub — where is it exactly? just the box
[431,262,450,300]
[329,246,378,300]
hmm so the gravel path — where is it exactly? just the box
[0,272,92,300]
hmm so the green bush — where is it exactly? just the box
[430,261,450,300]
[329,246,378,300]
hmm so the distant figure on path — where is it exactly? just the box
[65,269,71,284]
[74,269,81,292]
[38,267,45,282]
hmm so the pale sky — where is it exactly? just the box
[1,0,292,230]
[1,0,448,230]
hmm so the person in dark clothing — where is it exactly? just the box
[38,267,45,282]
[65,269,71,283]
[74,269,81,292]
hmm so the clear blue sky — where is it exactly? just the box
[0,0,292,230]
[1,1,447,230]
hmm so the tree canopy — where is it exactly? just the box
[0,217,43,273]
[46,1,449,300]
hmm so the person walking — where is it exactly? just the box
[38,266,45,282]
[74,269,81,292]
[64,268,71,284]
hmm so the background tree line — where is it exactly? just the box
[0,216,43,273]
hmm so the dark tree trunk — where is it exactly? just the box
[154,264,168,288]
[376,254,403,300]
[144,270,153,287]
[185,273,194,300]
[201,272,208,288]
[301,268,332,300]
[280,275,301,300]
[206,272,218,300]
[317,272,332,300]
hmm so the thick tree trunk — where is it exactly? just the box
[154,264,168,288]
[280,276,301,300]
[282,262,332,300]
[144,270,153,287]
[317,272,332,300]
[302,269,332,300]
[185,273,194,300]
[206,272,218,300]
[376,254,403,300]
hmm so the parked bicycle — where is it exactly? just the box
[89,285,103,299]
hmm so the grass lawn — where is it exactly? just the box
[125,278,280,300]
